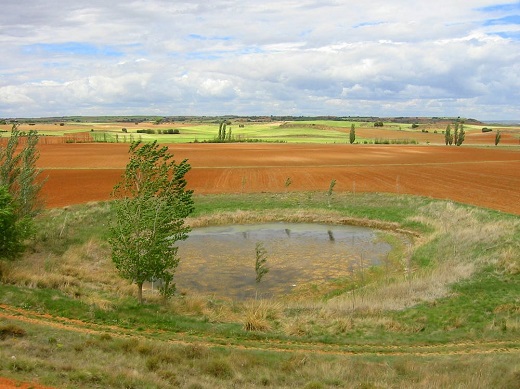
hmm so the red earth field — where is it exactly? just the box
[36,142,520,215]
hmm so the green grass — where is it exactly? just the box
[0,192,519,388]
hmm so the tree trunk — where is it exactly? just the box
[137,282,143,304]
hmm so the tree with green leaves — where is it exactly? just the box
[495,130,502,146]
[0,186,24,260]
[0,125,44,261]
[445,124,452,145]
[349,123,356,144]
[453,122,459,146]
[456,123,465,146]
[109,141,194,303]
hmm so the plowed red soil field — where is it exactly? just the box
[36,143,520,215]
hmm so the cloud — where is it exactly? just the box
[0,0,519,119]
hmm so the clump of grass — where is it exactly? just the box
[201,357,234,379]
[183,344,209,360]
[497,246,520,275]
[0,324,27,339]
[243,299,281,332]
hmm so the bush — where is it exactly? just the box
[482,127,493,133]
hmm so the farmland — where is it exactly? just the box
[2,118,520,214]
[0,118,519,388]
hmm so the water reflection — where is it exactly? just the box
[175,223,392,300]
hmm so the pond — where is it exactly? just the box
[174,223,393,300]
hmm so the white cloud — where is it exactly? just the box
[0,0,519,119]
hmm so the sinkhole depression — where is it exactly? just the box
[174,223,399,300]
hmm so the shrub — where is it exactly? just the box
[482,127,493,132]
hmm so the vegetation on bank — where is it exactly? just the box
[0,192,519,388]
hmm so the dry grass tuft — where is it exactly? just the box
[242,299,281,332]
[0,324,27,340]
[2,237,134,301]
[311,260,474,316]
[497,246,520,275]
[283,316,312,336]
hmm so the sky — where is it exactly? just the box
[1,1,519,119]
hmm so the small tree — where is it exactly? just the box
[445,124,452,145]
[349,124,356,144]
[0,125,44,260]
[284,177,292,192]
[453,123,459,146]
[217,121,227,142]
[456,123,465,146]
[109,141,194,303]
[495,130,501,146]
[327,179,336,207]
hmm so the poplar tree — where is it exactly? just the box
[349,123,356,144]
[445,124,452,145]
[495,130,502,146]
[456,123,465,146]
[0,125,44,260]
[109,141,194,303]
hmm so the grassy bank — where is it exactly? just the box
[0,192,519,388]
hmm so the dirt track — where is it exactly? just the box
[1,304,518,358]
[37,143,520,215]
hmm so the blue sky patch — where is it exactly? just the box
[477,3,520,13]
[23,42,123,57]
[490,31,520,39]
[484,15,520,25]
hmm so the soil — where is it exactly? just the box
[36,143,520,215]
[0,377,55,389]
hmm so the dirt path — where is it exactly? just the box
[1,304,518,358]
[0,377,56,389]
